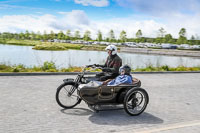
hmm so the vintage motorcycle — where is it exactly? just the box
[55,65,149,116]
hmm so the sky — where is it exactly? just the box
[1,0,200,39]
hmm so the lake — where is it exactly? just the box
[1,44,200,69]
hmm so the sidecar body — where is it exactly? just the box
[78,78,142,105]
[78,77,149,116]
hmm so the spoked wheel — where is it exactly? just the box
[56,82,81,109]
[124,88,149,116]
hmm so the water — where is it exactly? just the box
[1,44,200,69]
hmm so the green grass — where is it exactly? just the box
[0,39,107,51]
[0,39,41,46]
[1,62,200,73]
[133,65,200,72]
[81,45,107,51]
[33,42,84,50]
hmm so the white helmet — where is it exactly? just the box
[105,45,117,55]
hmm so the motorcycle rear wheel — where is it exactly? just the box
[124,88,149,116]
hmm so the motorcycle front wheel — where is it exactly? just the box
[56,82,81,109]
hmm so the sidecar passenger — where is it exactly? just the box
[106,65,133,86]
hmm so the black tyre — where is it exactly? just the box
[124,88,149,116]
[56,82,81,109]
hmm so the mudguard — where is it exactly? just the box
[63,78,74,83]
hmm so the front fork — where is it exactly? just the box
[64,75,82,97]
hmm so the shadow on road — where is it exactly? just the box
[89,110,163,125]
[61,108,163,125]
[60,108,93,116]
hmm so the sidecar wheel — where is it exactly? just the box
[56,82,81,109]
[124,88,149,116]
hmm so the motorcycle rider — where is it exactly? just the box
[96,44,122,81]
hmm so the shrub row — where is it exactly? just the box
[1,62,200,73]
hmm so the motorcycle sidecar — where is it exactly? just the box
[78,78,149,116]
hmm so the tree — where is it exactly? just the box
[30,31,36,40]
[83,30,91,41]
[50,30,55,40]
[155,37,162,44]
[155,27,166,44]
[35,31,42,40]
[105,37,109,42]
[43,30,48,41]
[179,28,186,37]
[108,29,115,42]
[177,36,187,44]
[57,31,65,40]
[158,27,166,38]
[0,32,12,39]
[13,33,20,40]
[136,29,142,38]
[65,30,71,40]
[97,30,102,41]
[25,30,30,39]
[119,30,127,42]
[191,35,195,40]
[177,28,187,44]
[190,35,196,45]
[19,32,25,39]
[74,30,81,40]
[164,34,173,43]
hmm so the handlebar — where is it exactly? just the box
[86,65,93,68]
[86,64,104,69]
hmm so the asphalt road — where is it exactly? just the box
[0,73,200,133]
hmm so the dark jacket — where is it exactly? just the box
[104,54,122,74]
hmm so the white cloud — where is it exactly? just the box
[0,10,90,33]
[1,10,200,39]
[115,0,200,16]
[163,13,200,38]
[65,10,90,25]
[74,0,109,7]
[0,14,57,33]
[90,17,165,38]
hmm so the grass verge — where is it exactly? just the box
[1,62,200,73]
[0,39,106,51]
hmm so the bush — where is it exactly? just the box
[32,66,43,72]
[0,64,12,72]
[42,61,57,71]
[0,64,9,70]
[0,62,200,73]
[12,64,26,72]
[145,64,156,71]
[161,65,169,71]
